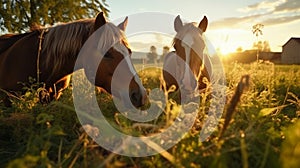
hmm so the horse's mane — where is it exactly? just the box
[41,19,128,79]
[41,19,95,77]
[0,34,15,39]
[0,32,31,39]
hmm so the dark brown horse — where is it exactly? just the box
[0,12,147,107]
[163,15,212,101]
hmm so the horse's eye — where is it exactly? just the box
[104,52,113,59]
[128,48,132,55]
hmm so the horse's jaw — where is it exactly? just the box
[111,88,147,110]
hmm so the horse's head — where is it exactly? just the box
[172,15,210,92]
[83,12,147,108]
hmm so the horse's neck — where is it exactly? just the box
[42,26,90,85]
[42,59,76,85]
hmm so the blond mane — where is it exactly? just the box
[41,19,94,78]
[40,18,128,79]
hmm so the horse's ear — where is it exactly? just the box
[94,12,107,30]
[118,16,128,31]
[198,16,208,32]
[174,15,183,32]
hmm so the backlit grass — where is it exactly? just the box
[0,62,299,168]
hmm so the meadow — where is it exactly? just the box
[0,62,299,168]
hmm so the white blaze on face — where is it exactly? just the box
[113,42,144,91]
[180,33,197,91]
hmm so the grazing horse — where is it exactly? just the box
[0,12,147,107]
[163,15,212,101]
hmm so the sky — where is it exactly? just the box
[106,0,300,54]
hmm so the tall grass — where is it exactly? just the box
[0,62,299,167]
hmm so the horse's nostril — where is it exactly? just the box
[130,89,140,107]
[130,88,147,108]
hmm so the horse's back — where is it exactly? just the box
[0,32,31,54]
[0,31,39,90]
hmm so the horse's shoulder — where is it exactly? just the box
[164,51,177,61]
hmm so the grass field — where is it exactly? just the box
[0,62,299,168]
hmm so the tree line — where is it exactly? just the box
[0,0,109,33]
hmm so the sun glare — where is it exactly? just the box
[206,28,254,57]
[219,45,236,56]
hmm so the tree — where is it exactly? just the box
[252,23,264,62]
[252,40,271,52]
[236,46,243,52]
[0,0,109,33]
[263,41,270,52]
[253,41,263,52]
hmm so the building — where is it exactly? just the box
[225,50,282,64]
[281,38,300,64]
[131,51,147,64]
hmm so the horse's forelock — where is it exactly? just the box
[96,23,128,55]
[173,23,203,47]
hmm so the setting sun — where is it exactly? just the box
[205,28,254,56]
[218,44,236,55]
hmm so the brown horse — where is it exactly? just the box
[163,15,212,101]
[0,12,147,107]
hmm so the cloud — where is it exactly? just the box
[129,41,171,53]
[130,41,151,51]
[210,13,268,29]
[238,0,285,13]
[211,0,300,29]
[155,33,163,43]
[274,0,300,12]
[262,14,300,26]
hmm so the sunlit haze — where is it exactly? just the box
[107,0,300,55]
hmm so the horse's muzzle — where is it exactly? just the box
[129,88,148,108]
